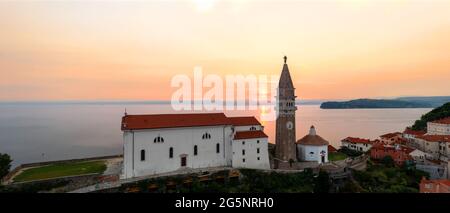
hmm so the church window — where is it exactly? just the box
[169,147,173,158]
[257,140,260,144]
[309,152,314,155]
[216,143,220,153]
[257,157,260,161]
[202,132,211,140]
[194,145,198,156]
[250,126,256,131]
[242,158,246,163]
[140,150,145,161]
[242,149,245,155]
[242,141,245,145]
[257,148,260,154]
[154,136,164,143]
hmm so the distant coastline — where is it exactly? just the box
[320,96,450,109]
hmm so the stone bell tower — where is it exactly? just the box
[275,56,298,166]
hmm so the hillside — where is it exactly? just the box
[411,102,450,131]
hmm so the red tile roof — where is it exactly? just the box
[380,132,402,138]
[233,130,268,140]
[430,117,450,125]
[403,127,426,136]
[228,116,261,126]
[328,145,338,152]
[341,137,373,144]
[417,135,450,142]
[121,113,232,130]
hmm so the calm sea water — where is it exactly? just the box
[0,103,432,168]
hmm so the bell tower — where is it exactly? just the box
[275,56,298,165]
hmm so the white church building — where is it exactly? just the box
[120,113,270,179]
[296,126,329,164]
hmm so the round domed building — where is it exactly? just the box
[296,126,329,164]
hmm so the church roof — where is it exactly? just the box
[296,126,329,146]
[228,116,261,126]
[233,130,268,140]
[430,117,450,125]
[278,57,294,89]
[121,113,231,130]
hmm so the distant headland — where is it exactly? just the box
[320,96,450,109]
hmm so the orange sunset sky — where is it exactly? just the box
[0,0,449,101]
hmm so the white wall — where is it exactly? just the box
[297,145,328,163]
[341,142,372,152]
[427,122,450,135]
[231,137,270,169]
[234,125,262,132]
[122,125,233,179]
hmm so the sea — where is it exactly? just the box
[0,102,432,168]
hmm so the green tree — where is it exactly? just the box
[314,170,330,193]
[0,153,12,179]
[412,102,450,130]
[381,156,394,167]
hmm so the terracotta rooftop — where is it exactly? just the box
[328,145,338,152]
[421,178,450,187]
[417,135,450,143]
[371,144,415,154]
[228,116,261,126]
[233,130,268,140]
[121,113,232,130]
[341,137,373,144]
[296,126,329,146]
[380,132,402,138]
[403,127,426,136]
[430,117,450,125]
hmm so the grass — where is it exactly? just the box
[13,160,107,183]
[328,152,348,162]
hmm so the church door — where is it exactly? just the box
[181,156,187,167]
[321,156,325,163]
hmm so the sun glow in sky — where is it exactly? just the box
[0,0,449,101]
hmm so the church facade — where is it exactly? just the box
[121,113,270,179]
[275,56,298,167]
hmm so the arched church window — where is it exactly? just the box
[216,143,220,153]
[169,147,173,158]
[140,149,145,161]
[202,132,211,140]
[154,136,164,143]
[194,145,198,156]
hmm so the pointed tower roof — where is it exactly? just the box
[278,56,294,88]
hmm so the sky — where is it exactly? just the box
[0,0,449,101]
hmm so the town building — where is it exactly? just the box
[403,127,426,149]
[341,137,375,152]
[370,143,414,166]
[275,56,298,168]
[296,126,329,164]
[120,113,270,179]
[379,132,403,145]
[409,149,431,164]
[415,135,450,161]
[420,177,450,193]
[427,117,450,135]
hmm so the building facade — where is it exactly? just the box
[420,177,450,193]
[370,143,414,166]
[379,132,403,145]
[341,137,375,152]
[121,113,270,179]
[275,56,298,165]
[296,126,329,164]
[427,117,450,135]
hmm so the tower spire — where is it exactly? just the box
[284,55,287,64]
